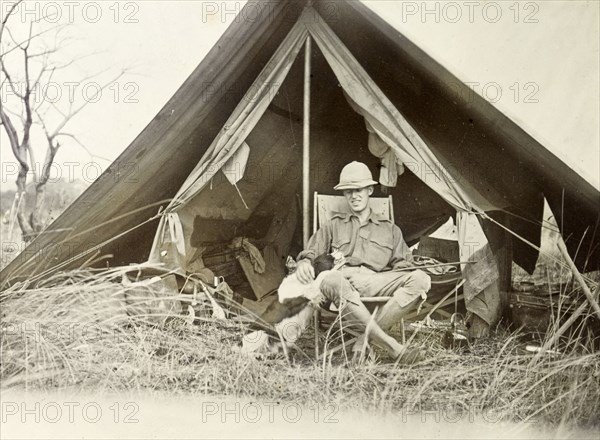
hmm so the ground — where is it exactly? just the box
[0,269,599,439]
[1,184,599,439]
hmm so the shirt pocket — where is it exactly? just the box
[362,228,393,270]
[331,221,353,255]
[331,235,351,255]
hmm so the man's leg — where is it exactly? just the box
[349,270,431,353]
[319,271,405,358]
[376,270,431,330]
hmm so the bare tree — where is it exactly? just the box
[0,1,122,241]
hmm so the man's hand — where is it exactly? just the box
[295,259,315,285]
[393,260,414,270]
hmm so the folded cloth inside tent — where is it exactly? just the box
[462,244,499,304]
[230,237,265,273]
[411,255,459,276]
[366,121,404,187]
[343,91,404,187]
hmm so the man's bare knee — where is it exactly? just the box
[320,272,358,303]
[320,272,343,300]
[409,269,431,292]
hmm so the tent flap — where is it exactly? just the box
[148,12,309,268]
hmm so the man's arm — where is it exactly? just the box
[390,225,414,269]
[296,221,333,263]
[295,221,333,284]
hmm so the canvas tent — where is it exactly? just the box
[2,0,599,328]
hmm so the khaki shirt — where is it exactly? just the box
[298,210,413,272]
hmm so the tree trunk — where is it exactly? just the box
[30,183,46,233]
[15,168,35,241]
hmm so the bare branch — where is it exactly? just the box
[0,107,26,168]
[38,137,59,186]
[49,101,67,119]
[72,65,115,85]
[34,108,50,138]
[49,70,126,139]
[33,65,55,112]
[3,26,21,50]
[21,45,33,150]
[27,143,38,184]
[2,104,25,122]
[0,106,18,146]
[57,133,113,163]
[1,24,64,58]
[51,51,99,71]
[0,55,24,99]
[0,1,23,39]
[23,21,34,51]
[30,9,68,26]
[29,47,59,59]
[32,61,50,88]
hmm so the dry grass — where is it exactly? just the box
[1,268,599,432]
[0,179,88,271]
[0,218,23,270]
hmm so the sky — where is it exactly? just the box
[366,0,600,189]
[1,1,244,187]
[1,0,598,191]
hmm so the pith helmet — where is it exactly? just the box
[334,161,378,190]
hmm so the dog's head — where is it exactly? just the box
[313,253,335,277]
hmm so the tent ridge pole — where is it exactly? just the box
[303,36,312,248]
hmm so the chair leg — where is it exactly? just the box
[401,318,406,344]
[313,308,320,359]
[321,325,364,359]
[325,336,359,357]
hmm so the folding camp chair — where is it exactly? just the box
[312,192,464,358]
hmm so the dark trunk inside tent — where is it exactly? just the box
[2,0,598,298]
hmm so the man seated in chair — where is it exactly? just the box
[296,161,431,362]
